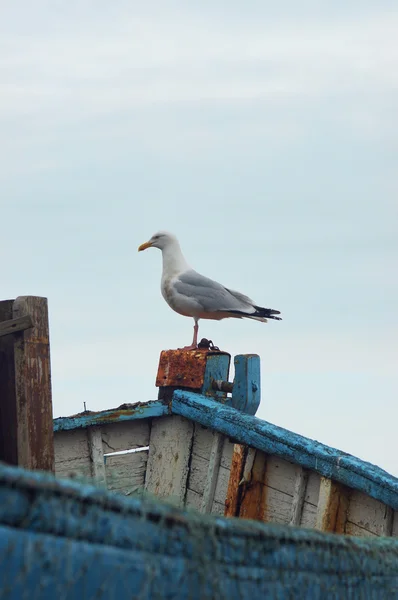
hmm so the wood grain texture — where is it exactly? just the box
[200,431,225,513]
[315,477,349,533]
[289,466,309,526]
[3,460,398,600]
[0,315,33,338]
[0,297,54,471]
[224,444,248,517]
[54,429,91,481]
[87,427,106,486]
[13,296,54,471]
[347,490,395,537]
[145,415,194,506]
[231,354,261,415]
[239,450,268,521]
[105,451,148,496]
[172,391,398,512]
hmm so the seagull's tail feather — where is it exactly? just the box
[225,306,282,323]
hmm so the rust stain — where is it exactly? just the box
[238,450,268,522]
[335,490,350,534]
[156,348,212,389]
[318,478,350,533]
[224,444,248,517]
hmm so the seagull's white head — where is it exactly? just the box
[138,231,178,252]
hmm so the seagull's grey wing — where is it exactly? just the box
[174,270,253,313]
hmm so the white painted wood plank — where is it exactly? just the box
[191,424,233,469]
[101,420,150,454]
[213,465,232,507]
[381,506,394,536]
[105,451,148,496]
[392,512,398,537]
[299,472,320,529]
[54,429,91,481]
[87,426,106,487]
[211,500,226,516]
[345,522,378,537]
[304,472,320,505]
[145,415,194,507]
[264,487,294,525]
[289,466,308,526]
[185,488,202,512]
[200,432,225,514]
[347,490,392,537]
[265,456,298,497]
[315,477,343,532]
[300,501,318,529]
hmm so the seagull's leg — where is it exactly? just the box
[180,318,199,350]
[192,318,199,346]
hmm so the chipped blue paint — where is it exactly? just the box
[53,400,168,432]
[201,352,230,399]
[231,354,261,415]
[172,390,398,511]
[1,460,398,599]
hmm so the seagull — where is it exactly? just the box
[138,231,282,349]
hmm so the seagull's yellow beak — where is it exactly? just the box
[138,240,153,252]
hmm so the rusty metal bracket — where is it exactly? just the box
[156,348,261,415]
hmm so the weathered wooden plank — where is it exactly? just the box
[224,444,248,517]
[187,454,230,506]
[87,427,106,486]
[4,460,398,600]
[172,391,398,512]
[54,429,91,481]
[185,488,202,511]
[347,490,395,537]
[289,466,309,526]
[300,472,320,529]
[144,415,194,506]
[265,455,298,496]
[381,506,394,537]
[0,297,54,471]
[239,450,268,521]
[0,315,33,338]
[54,401,167,432]
[345,522,378,538]
[264,487,294,525]
[101,420,150,454]
[315,477,349,533]
[230,354,261,414]
[200,432,225,513]
[105,451,148,496]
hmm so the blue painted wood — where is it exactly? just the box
[0,461,398,599]
[172,391,398,511]
[231,354,261,415]
[53,400,168,432]
[201,353,231,400]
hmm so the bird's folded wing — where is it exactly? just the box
[174,270,255,313]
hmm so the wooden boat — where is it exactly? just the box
[1,298,398,597]
[53,348,398,539]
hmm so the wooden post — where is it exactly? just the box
[231,355,261,415]
[0,296,54,471]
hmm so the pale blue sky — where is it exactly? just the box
[1,2,397,474]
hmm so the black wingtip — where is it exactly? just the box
[253,306,282,320]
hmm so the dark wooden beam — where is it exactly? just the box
[0,296,54,471]
[0,315,33,338]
